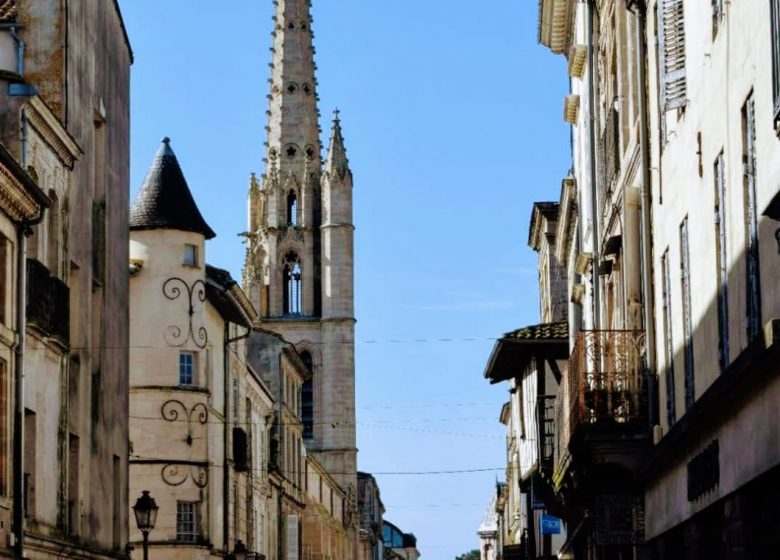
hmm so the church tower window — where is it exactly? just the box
[300,351,314,439]
[287,191,298,226]
[283,252,302,315]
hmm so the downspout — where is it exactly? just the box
[586,0,602,329]
[13,110,46,560]
[629,0,658,426]
[223,323,251,554]
[6,25,24,75]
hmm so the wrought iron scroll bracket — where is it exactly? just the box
[162,277,208,349]
[161,400,209,446]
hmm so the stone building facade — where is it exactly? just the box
[0,1,132,558]
[247,330,309,560]
[128,139,271,559]
[642,0,780,556]
[355,473,383,560]
[485,0,780,558]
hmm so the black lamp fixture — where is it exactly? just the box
[132,491,159,560]
[233,540,248,560]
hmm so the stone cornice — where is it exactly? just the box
[0,160,40,222]
[25,96,82,169]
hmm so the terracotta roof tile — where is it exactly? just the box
[503,321,568,341]
[0,0,17,22]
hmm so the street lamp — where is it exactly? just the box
[132,491,159,560]
[233,540,248,560]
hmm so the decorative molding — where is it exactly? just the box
[563,94,580,125]
[25,97,82,169]
[567,44,587,78]
[0,163,40,222]
[162,277,208,349]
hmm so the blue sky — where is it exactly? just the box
[120,1,570,558]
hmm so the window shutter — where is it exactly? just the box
[659,0,687,110]
[286,515,299,560]
[772,0,780,122]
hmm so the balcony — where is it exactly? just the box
[554,330,647,485]
[26,259,69,347]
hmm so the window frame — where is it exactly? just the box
[742,92,763,341]
[771,0,780,125]
[713,150,729,372]
[183,244,198,268]
[176,501,199,543]
[178,351,196,386]
[680,217,695,410]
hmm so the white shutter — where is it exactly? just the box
[658,0,687,110]
[286,514,299,560]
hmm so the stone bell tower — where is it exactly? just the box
[244,0,357,492]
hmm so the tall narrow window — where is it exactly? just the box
[283,252,302,315]
[179,352,195,385]
[661,251,676,426]
[714,151,729,371]
[743,93,762,342]
[48,191,60,275]
[300,351,314,439]
[68,434,79,535]
[112,455,121,548]
[680,218,695,410]
[0,359,7,496]
[24,409,36,518]
[658,0,687,111]
[286,514,299,560]
[0,236,8,325]
[771,0,780,125]
[176,501,199,542]
[287,191,298,226]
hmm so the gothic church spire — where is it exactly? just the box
[265,0,321,178]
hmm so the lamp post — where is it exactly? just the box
[231,540,248,560]
[132,491,159,560]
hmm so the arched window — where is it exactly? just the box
[287,190,298,226]
[283,251,302,315]
[300,351,314,439]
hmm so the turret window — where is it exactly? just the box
[183,244,198,267]
[287,191,298,226]
[283,252,302,315]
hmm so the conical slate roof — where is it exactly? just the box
[129,138,216,239]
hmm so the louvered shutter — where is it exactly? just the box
[658,0,687,110]
[286,515,299,560]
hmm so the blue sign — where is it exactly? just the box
[541,514,562,535]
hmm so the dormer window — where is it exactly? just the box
[184,244,198,267]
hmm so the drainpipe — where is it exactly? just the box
[586,0,602,330]
[13,110,47,560]
[6,25,24,75]
[628,0,658,426]
[223,323,251,554]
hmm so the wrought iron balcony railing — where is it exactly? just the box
[554,330,647,475]
[26,259,69,346]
